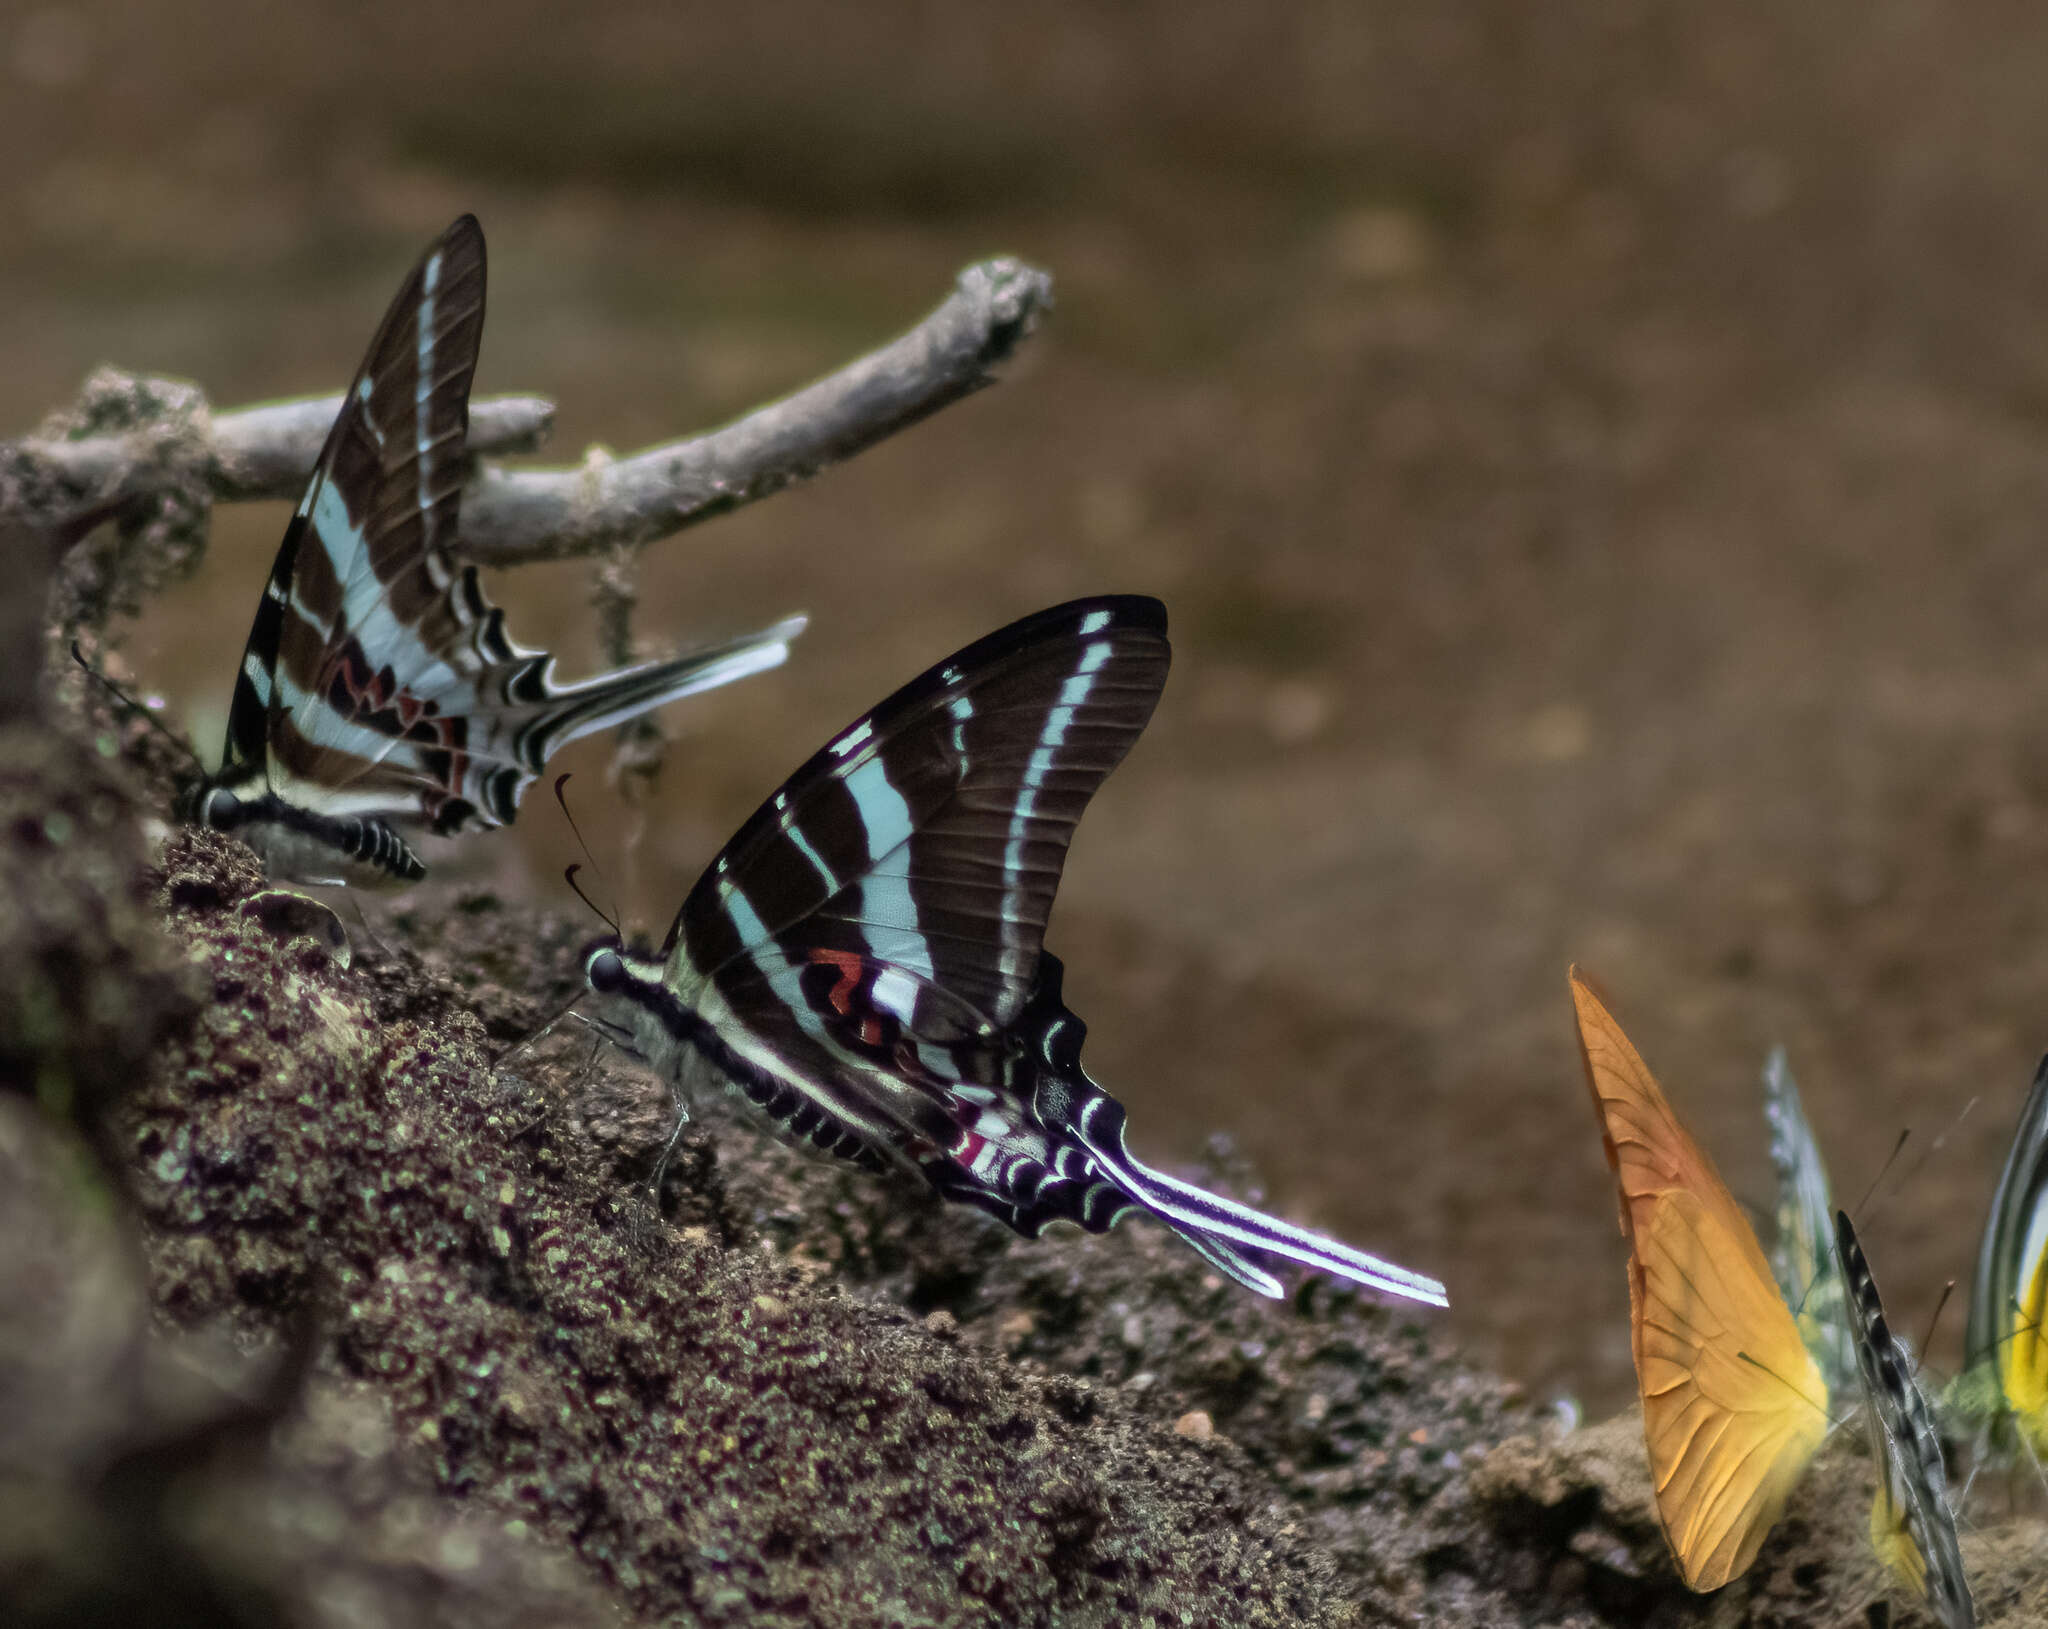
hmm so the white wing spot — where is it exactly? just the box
[872,966,921,1023]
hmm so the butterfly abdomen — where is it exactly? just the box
[587,949,899,1176]
[197,784,425,885]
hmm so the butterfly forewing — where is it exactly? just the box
[222,216,487,820]
[1835,1211,1975,1629]
[1762,1048,1858,1397]
[673,597,1170,1033]
[1962,1055,2048,1458]
[1571,970,1828,1592]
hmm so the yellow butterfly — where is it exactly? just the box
[1835,1209,1976,1628]
[1571,970,1829,1590]
[1952,1055,2048,1465]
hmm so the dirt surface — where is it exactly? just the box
[1,688,2043,1621]
[124,827,1494,1627]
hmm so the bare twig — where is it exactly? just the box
[211,395,557,499]
[24,393,556,504]
[459,256,1052,565]
[2,255,1054,570]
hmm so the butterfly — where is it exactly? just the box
[192,214,802,887]
[1762,1046,1859,1397]
[1834,1209,1976,1629]
[578,595,1447,1306]
[1571,969,1828,1590]
[1950,1053,2048,1467]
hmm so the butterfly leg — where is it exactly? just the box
[1955,1445,1985,1512]
[2021,1428,2048,1506]
[339,891,392,961]
[645,1087,693,1211]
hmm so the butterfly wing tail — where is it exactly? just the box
[510,614,807,769]
[1076,1130,1447,1306]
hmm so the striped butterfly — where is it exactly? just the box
[1762,1046,1859,1398]
[1572,971,1829,1590]
[1835,1209,1976,1629]
[580,596,1447,1306]
[1951,1054,2048,1466]
[194,215,802,886]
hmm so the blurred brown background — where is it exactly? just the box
[10,1,2048,1415]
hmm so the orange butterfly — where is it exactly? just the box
[1571,968,1829,1589]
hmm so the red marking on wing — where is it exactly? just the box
[808,947,866,1017]
[321,641,446,730]
[950,1128,989,1168]
[312,639,473,810]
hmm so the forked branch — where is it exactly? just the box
[2,255,1053,580]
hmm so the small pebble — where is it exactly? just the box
[1174,1410,1214,1442]
[995,1308,1035,1342]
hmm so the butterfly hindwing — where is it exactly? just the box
[1835,1211,1975,1629]
[721,944,1137,1235]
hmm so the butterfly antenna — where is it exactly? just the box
[554,774,622,935]
[1852,1127,1914,1222]
[564,864,622,939]
[1888,1094,1979,1213]
[1916,1279,1956,1369]
[69,641,206,774]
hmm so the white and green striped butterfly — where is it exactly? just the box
[194,215,802,887]
[578,597,1448,1305]
[1762,1046,1860,1397]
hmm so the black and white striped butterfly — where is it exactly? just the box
[1834,1210,1975,1629]
[193,215,801,886]
[579,595,1447,1306]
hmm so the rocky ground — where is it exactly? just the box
[2,677,2043,1628]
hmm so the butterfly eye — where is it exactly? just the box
[200,788,242,828]
[585,948,628,993]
